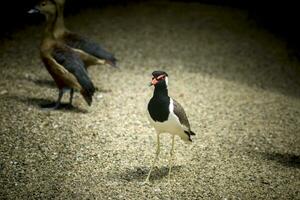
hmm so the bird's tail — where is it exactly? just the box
[106,57,118,68]
[189,130,196,135]
[183,130,196,143]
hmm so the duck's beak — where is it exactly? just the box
[28,7,40,14]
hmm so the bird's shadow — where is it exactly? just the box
[39,101,88,113]
[259,152,300,169]
[5,95,88,113]
[31,79,111,93]
[32,79,56,89]
[29,97,88,113]
[119,165,183,181]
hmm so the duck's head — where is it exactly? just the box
[28,0,57,16]
[150,71,169,88]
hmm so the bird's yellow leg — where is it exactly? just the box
[168,135,175,183]
[145,134,160,183]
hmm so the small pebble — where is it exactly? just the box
[0,90,8,95]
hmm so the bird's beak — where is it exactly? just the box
[149,78,158,86]
[28,7,40,14]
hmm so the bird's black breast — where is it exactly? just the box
[148,96,170,122]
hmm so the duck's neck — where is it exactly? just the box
[42,13,58,46]
[53,4,66,37]
[153,85,169,98]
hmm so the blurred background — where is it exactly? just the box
[1,0,300,57]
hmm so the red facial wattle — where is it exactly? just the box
[151,75,165,86]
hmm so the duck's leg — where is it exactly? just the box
[52,89,64,109]
[145,134,160,183]
[69,89,74,105]
[168,135,175,183]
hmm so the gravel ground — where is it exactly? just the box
[0,1,300,199]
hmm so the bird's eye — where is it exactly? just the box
[41,2,46,6]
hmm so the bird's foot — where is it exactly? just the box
[142,179,151,185]
[168,177,172,185]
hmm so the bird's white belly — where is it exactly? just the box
[147,111,184,135]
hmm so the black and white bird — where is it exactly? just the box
[146,70,196,182]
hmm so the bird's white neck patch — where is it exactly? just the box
[165,77,169,87]
[169,98,174,113]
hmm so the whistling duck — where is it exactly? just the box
[52,0,118,68]
[29,0,95,109]
[146,71,196,183]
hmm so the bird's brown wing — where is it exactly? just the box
[62,32,117,67]
[51,44,95,105]
[42,53,82,90]
[173,98,196,136]
[173,99,191,130]
[72,48,105,67]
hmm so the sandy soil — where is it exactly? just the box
[0,1,299,199]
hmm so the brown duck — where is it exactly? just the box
[29,0,95,109]
[50,0,117,68]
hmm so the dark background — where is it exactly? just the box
[1,0,300,55]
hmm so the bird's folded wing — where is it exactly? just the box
[51,45,95,95]
[72,48,106,66]
[173,98,191,131]
[63,32,117,63]
[43,54,81,90]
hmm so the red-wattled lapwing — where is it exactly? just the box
[49,0,118,68]
[28,0,95,109]
[146,70,196,182]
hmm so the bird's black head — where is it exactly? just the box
[150,71,169,88]
[152,71,168,78]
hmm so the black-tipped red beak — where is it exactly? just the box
[149,76,157,86]
[149,74,166,86]
[150,78,158,86]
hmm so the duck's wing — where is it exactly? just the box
[50,44,95,105]
[63,32,117,67]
